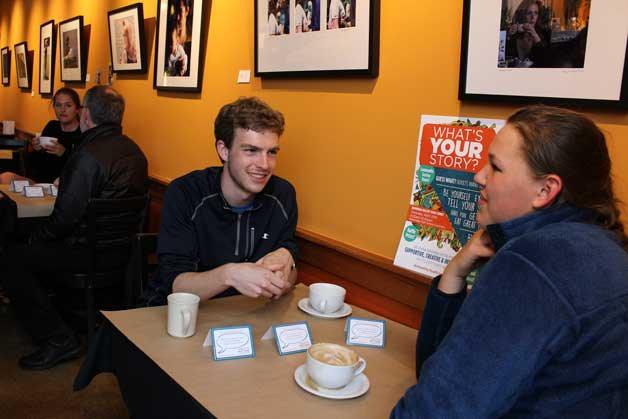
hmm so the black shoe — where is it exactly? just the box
[19,334,82,370]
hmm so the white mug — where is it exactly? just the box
[309,283,346,314]
[167,292,200,338]
[38,136,58,147]
[306,343,366,389]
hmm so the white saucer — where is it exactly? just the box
[297,298,352,319]
[294,364,369,400]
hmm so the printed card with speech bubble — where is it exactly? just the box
[272,322,312,356]
[210,325,255,361]
[345,317,386,348]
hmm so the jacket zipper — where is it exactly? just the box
[234,213,242,256]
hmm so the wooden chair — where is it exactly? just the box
[125,232,158,308]
[59,194,149,343]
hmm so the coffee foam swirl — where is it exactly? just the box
[309,343,358,366]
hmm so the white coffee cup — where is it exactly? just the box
[306,343,366,389]
[38,136,58,147]
[167,292,200,338]
[309,283,346,314]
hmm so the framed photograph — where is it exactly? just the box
[254,0,380,77]
[108,3,147,73]
[459,0,628,107]
[1,47,9,86]
[14,41,30,89]
[59,16,85,82]
[154,0,207,92]
[39,20,56,95]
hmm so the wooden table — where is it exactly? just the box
[101,284,417,419]
[0,184,55,218]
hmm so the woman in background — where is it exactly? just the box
[391,105,628,418]
[506,0,549,66]
[0,87,82,184]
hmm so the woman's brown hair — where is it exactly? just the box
[507,105,627,250]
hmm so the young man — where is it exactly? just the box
[141,97,298,306]
[4,86,148,370]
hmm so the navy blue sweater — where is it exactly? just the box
[141,167,298,306]
[391,204,628,418]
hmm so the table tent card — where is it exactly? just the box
[9,179,29,193]
[394,115,504,279]
[23,186,45,198]
[204,325,255,361]
[261,321,312,356]
[50,185,58,197]
[345,317,386,348]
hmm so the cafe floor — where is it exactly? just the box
[0,288,129,419]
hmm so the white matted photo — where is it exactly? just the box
[153,0,206,92]
[459,0,628,107]
[108,3,147,73]
[255,0,379,77]
[1,47,10,86]
[59,16,85,82]
[39,20,56,95]
[14,41,29,89]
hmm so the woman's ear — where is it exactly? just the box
[532,174,563,209]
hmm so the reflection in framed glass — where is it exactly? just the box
[14,41,30,89]
[254,0,380,77]
[153,0,207,92]
[40,20,56,95]
[459,0,628,107]
[108,3,147,74]
[59,16,85,82]
[1,47,10,86]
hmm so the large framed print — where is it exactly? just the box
[108,3,147,73]
[153,0,206,92]
[255,0,380,77]
[40,20,56,95]
[59,16,85,82]
[459,0,628,107]
[1,47,9,86]
[14,41,30,89]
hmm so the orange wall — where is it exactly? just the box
[1,1,627,260]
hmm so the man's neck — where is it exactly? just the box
[220,169,255,207]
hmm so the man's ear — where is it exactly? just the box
[532,174,563,209]
[216,140,229,163]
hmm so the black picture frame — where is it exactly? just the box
[39,20,56,95]
[59,15,86,82]
[254,0,380,78]
[459,0,628,108]
[107,3,147,74]
[153,0,207,92]
[14,41,30,89]
[1,47,10,86]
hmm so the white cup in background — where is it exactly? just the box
[38,136,58,147]
[309,283,346,314]
[167,292,200,338]
[306,343,366,389]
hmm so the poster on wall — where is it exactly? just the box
[59,16,85,82]
[14,41,30,89]
[1,47,10,86]
[108,3,147,73]
[393,115,505,277]
[39,20,56,95]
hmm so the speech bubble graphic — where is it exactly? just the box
[216,332,250,354]
[351,323,382,340]
[279,328,308,349]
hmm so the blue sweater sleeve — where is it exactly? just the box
[391,251,574,419]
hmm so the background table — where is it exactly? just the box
[92,284,418,419]
[0,184,55,218]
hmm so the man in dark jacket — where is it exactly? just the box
[4,85,148,370]
[140,97,297,306]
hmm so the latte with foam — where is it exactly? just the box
[308,343,358,366]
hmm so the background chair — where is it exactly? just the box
[58,194,149,343]
[125,232,158,308]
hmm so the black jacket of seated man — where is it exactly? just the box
[2,121,147,369]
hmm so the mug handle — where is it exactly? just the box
[353,357,366,377]
[181,309,191,335]
[317,299,327,313]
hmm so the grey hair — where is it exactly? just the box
[83,85,125,125]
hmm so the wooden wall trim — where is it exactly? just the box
[147,178,427,328]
